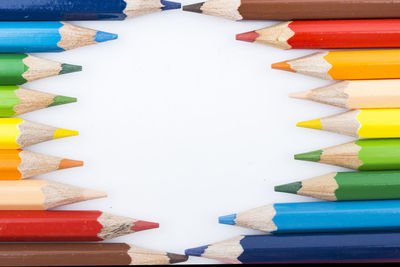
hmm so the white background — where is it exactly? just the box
[24,1,356,264]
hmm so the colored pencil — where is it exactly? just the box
[0,86,76,117]
[0,54,81,85]
[0,118,78,149]
[0,210,158,241]
[0,243,188,266]
[295,139,400,171]
[297,109,400,138]
[0,22,117,53]
[275,171,400,201]
[0,149,82,180]
[272,50,400,80]
[290,80,400,109]
[185,232,400,264]
[183,0,400,21]
[0,179,106,210]
[237,20,400,50]
[220,200,400,233]
[0,0,181,21]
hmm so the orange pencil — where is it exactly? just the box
[0,150,83,180]
[272,50,400,80]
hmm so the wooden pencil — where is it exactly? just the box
[297,109,400,138]
[0,149,82,180]
[0,179,106,210]
[183,0,400,21]
[185,232,400,264]
[294,139,400,171]
[0,54,81,85]
[0,243,188,266]
[219,200,400,233]
[0,0,181,21]
[272,50,400,80]
[0,210,158,241]
[0,86,76,117]
[275,171,400,201]
[0,118,78,149]
[0,22,117,53]
[290,80,400,109]
[237,19,400,49]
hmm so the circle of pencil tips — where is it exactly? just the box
[0,0,181,21]
[219,200,400,233]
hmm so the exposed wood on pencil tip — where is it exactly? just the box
[236,31,259,42]
[167,252,189,264]
[271,61,293,72]
[289,90,310,100]
[58,159,84,170]
[182,2,204,13]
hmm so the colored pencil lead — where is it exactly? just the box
[48,95,77,107]
[161,0,182,10]
[294,150,322,162]
[274,182,301,194]
[182,3,204,14]
[94,31,118,43]
[296,119,321,130]
[236,31,259,43]
[60,63,82,74]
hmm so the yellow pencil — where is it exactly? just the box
[0,118,78,148]
[290,80,400,109]
[297,109,400,138]
[272,50,400,80]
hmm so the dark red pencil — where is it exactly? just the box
[237,19,400,49]
[0,210,159,242]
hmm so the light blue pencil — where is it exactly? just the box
[0,22,117,52]
[219,200,400,233]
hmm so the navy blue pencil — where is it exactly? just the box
[186,232,400,263]
[0,0,181,21]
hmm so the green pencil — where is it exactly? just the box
[295,139,400,171]
[0,54,81,85]
[275,171,400,201]
[0,86,76,117]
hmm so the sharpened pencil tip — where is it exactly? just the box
[53,128,79,139]
[60,63,82,75]
[49,95,77,107]
[295,150,323,162]
[275,182,302,194]
[297,119,322,130]
[183,2,204,13]
[161,0,182,10]
[236,31,259,42]
[185,245,209,257]
[289,90,310,100]
[271,61,293,72]
[167,253,189,264]
[58,159,84,170]
[95,31,118,43]
[82,189,107,200]
[131,220,160,232]
[219,214,236,225]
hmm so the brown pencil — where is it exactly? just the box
[0,243,188,266]
[183,0,400,21]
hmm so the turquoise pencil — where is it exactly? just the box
[0,22,117,52]
[219,200,400,233]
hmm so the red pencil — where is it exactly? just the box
[0,210,159,242]
[237,19,400,49]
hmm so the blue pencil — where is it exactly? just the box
[186,232,400,263]
[0,0,181,21]
[0,22,117,53]
[219,200,400,234]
